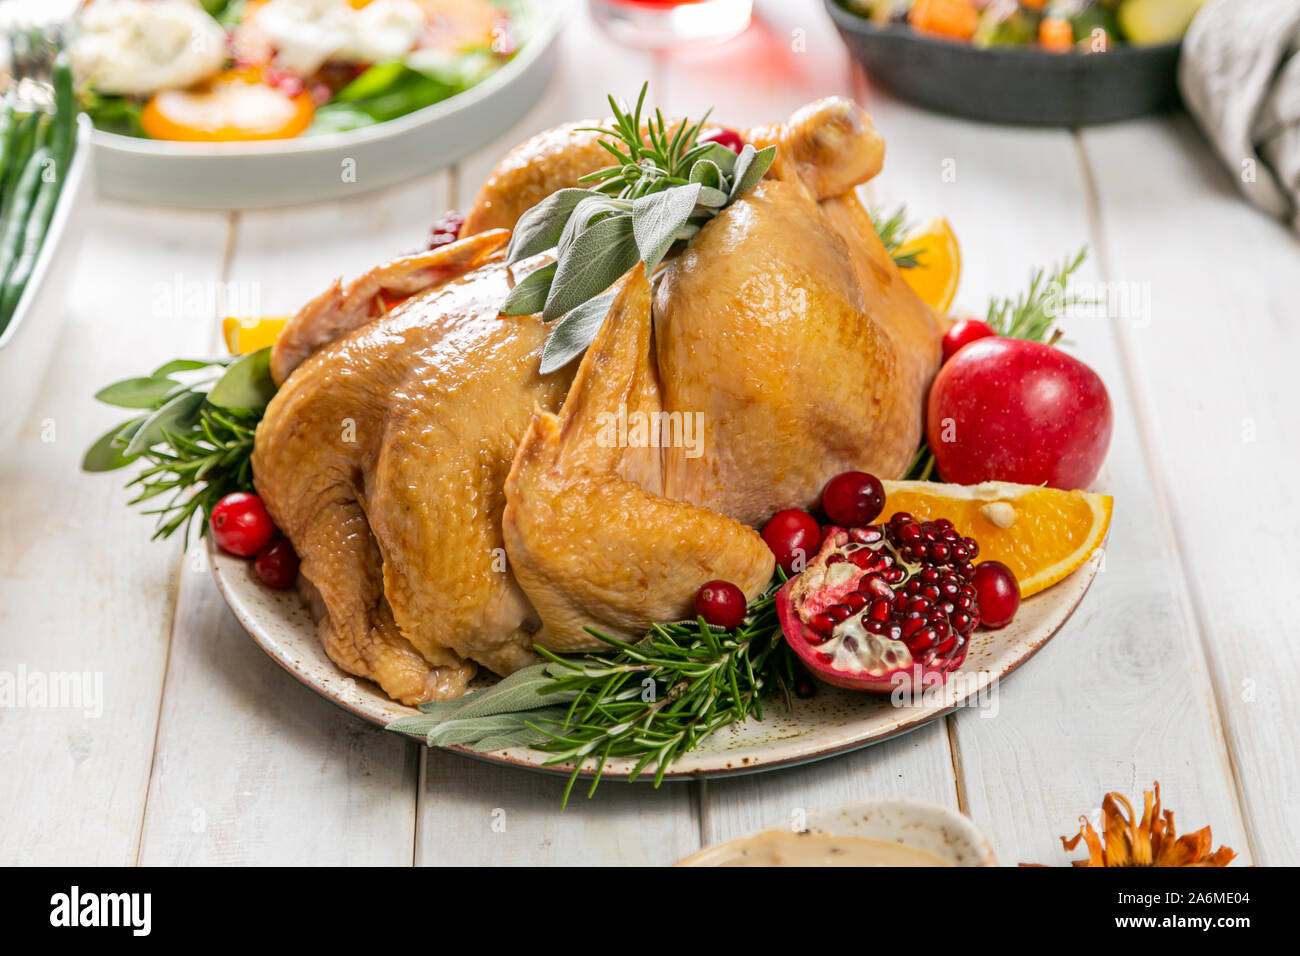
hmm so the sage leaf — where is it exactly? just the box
[505,188,594,264]
[151,358,220,377]
[426,707,571,749]
[124,391,204,457]
[386,714,438,737]
[81,419,143,472]
[207,347,275,412]
[543,215,637,321]
[556,195,630,257]
[729,144,776,203]
[686,140,739,177]
[499,261,557,316]
[539,287,620,373]
[695,186,729,209]
[631,182,700,271]
[412,663,571,721]
[688,159,722,191]
[94,376,179,410]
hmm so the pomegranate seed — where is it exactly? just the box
[428,210,465,250]
[694,580,747,629]
[826,604,853,624]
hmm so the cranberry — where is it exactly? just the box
[700,127,745,153]
[210,492,275,557]
[941,318,997,363]
[821,471,885,526]
[761,508,822,576]
[971,561,1020,629]
[428,210,465,249]
[694,580,747,629]
[255,537,300,589]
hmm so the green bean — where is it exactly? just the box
[48,55,77,173]
[0,97,15,178]
[0,111,41,221]
[0,144,51,331]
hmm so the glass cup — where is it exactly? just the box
[588,0,754,50]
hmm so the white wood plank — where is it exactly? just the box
[701,725,960,847]
[0,201,228,864]
[419,752,699,866]
[138,550,418,865]
[863,83,1251,864]
[1080,115,1300,865]
[135,177,452,865]
[660,0,962,849]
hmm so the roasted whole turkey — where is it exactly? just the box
[251,97,943,705]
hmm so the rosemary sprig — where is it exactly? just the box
[985,246,1089,342]
[869,203,924,269]
[82,348,277,543]
[499,83,776,373]
[386,577,797,807]
[530,578,794,806]
[904,246,1090,480]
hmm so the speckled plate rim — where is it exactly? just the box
[209,536,1104,782]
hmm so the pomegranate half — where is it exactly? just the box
[776,515,980,694]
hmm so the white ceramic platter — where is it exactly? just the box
[210,540,1103,781]
[90,0,568,209]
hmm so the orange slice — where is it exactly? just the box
[881,480,1112,598]
[223,315,289,354]
[897,217,961,315]
[142,68,315,143]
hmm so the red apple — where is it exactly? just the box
[926,337,1112,489]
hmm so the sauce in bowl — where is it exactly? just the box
[685,829,955,867]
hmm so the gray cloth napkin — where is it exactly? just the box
[1180,0,1300,231]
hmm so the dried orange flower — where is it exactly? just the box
[1053,781,1236,867]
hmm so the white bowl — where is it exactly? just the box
[91,0,569,209]
[0,113,95,453]
[678,799,998,866]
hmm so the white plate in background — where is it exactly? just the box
[91,0,568,209]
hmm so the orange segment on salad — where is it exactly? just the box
[908,0,980,41]
[881,480,1113,598]
[223,315,290,355]
[141,69,315,143]
[897,217,961,314]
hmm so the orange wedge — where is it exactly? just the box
[896,217,961,314]
[881,480,1112,597]
[223,315,289,354]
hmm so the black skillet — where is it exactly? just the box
[823,0,1183,126]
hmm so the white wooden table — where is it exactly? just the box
[3,0,1297,867]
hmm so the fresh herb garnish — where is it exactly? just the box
[869,203,924,270]
[904,246,1090,479]
[388,576,796,807]
[82,349,277,542]
[499,83,776,373]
